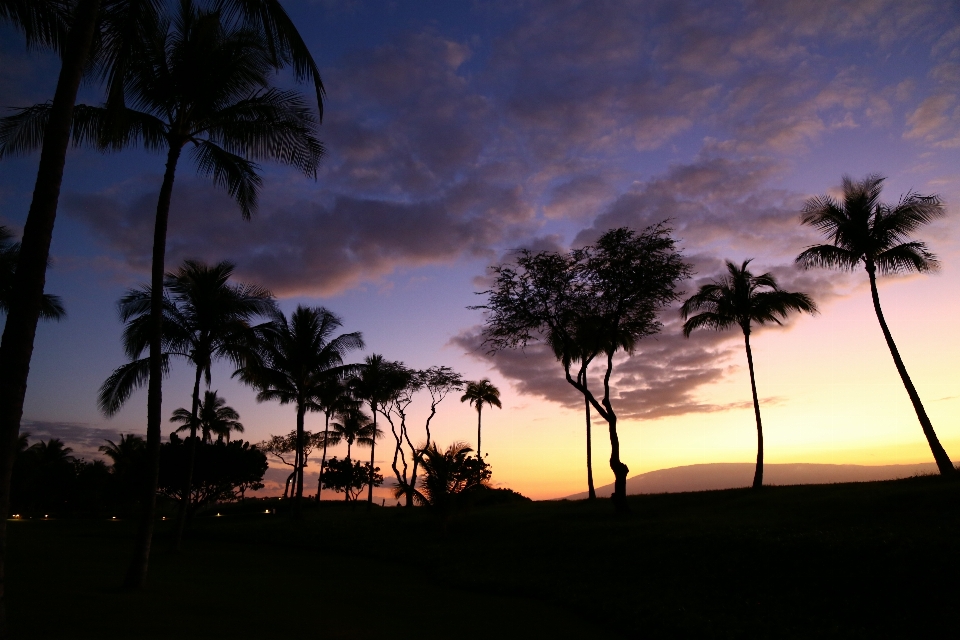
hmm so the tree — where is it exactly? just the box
[380,366,463,508]
[681,260,817,488]
[0,0,325,598]
[0,226,65,321]
[313,377,359,502]
[158,435,267,506]
[240,306,363,507]
[476,225,690,510]
[460,379,501,458]
[320,457,382,502]
[349,354,407,506]
[99,433,147,511]
[171,390,244,443]
[98,259,274,549]
[795,174,955,476]
[407,442,490,513]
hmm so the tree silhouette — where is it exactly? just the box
[313,377,359,502]
[795,174,954,476]
[0,0,325,596]
[477,225,690,510]
[408,442,490,513]
[98,259,274,549]
[681,260,817,488]
[460,379,501,458]
[171,390,244,443]
[327,409,380,502]
[0,226,65,321]
[239,306,363,507]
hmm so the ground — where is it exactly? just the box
[8,475,960,638]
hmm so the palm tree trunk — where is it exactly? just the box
[866,265,954,475]
[743,330,764,489]
[295,403,305,511]
[174,364,204,550]
[125,142,183,590]
[317,412,330,503]
[366,406,376,507]
[476,405,482,456]
[0,0,101,626]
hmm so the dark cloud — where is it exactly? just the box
[20,420,133,461]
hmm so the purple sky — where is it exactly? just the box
[2,0,959,498]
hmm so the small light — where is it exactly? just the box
[161,517,166,520]
[216,512,221,517]
[112,516,116,520]
[44,514,48,518]
[264,509,270,514]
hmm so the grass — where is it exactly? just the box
[9,475,960,638]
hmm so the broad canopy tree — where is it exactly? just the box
[796,174,955,476]
[477,225,690,509]
[681,260,817,489]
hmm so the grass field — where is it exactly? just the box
[8,475,960,638]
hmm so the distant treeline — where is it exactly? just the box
[11,434,267,518]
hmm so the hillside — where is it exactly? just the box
[563,461,937,499]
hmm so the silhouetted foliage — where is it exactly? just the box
[681,259,817,488]
[405,442,491,512]
[476,225,690,509]
[320,457,382,502]
[258,430,325,499]
[460,378,501,457]
[795,174,954,476]
[0,225,65,320]
[171,390,244,443]
[158,435,267,506]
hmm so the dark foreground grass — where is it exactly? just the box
[9,475,960,638]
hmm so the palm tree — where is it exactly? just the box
[327,408,380,501]
[314,377,359,502]
[796,174,955,476]
[0,226,65,321]
[98,259,273,549]
[0,0,325,598]
[350,354,407,506]
[239,306,363,507]
[460,379,502,458]
[410,442,489,511]
[171,390,243,442]
[99,433,146,476]
[681,260,817,488]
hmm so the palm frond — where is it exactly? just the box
[795,244,861,271]
[0,103,51,158]
[98,355,170,417]
[874,241,940,275]
[191,139,262,218]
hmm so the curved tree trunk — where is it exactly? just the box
[367,406,376,507]
[602,352,628,511]
[173,364,204,550]
[743,329,764,489]
[125,142,183,589]
[0,0,102,627]
[866,265,954,475]
[582,369,596,500]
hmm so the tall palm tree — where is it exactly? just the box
[239,306,363,507]
[0,0,325,601]
[327,408,379,501]
[171,390,243,442]
[796,174,955,476]
[681,260,817,488]
[350,354,406,506]
[314,377,358,502]
[98,259,273,549]
[0,226,65,321]
[460,379,501,458]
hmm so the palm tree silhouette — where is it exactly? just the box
[314,377,359,502]
[98,259,273,548]
[681,260,817,488]
[796,174,954,476]
[0,0,326,596]
[239,306,363,506]
[0,226,65,321]
[171,390,244,442]
[327,408,380,501]
[411,442,488,511]
[99,433,146,476]
[460,379,502,458]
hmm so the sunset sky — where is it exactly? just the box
[1,0,959,500]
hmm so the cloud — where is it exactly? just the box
[20,420,132,461]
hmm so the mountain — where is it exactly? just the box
[562,462,938,500]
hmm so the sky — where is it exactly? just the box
[1,0,959,501]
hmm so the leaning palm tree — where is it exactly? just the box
[0,0,325,597]
[681,260,817,488]
[460,379,502,457]
[238,306,363,507]
[796,174,954,476]
[98,259,274,549]
[0,226,65,321]
[171,390,243,442]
